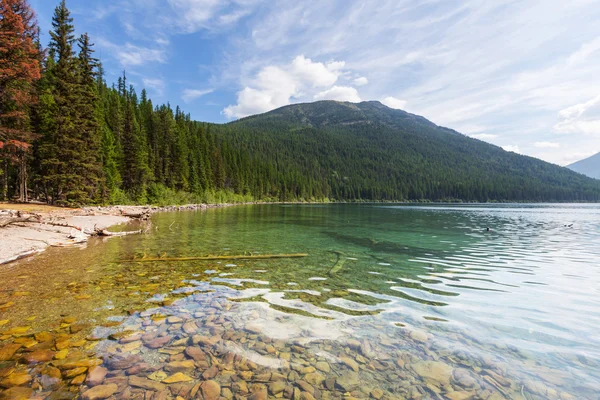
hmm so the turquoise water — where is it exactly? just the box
[1,204,599,399]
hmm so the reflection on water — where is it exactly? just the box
[1,204,600,399]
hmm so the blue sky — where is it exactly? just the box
[29,0,600,166]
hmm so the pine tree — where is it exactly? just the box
[37,0,80,204]
[0,0,41,201]
[75,32,102,200]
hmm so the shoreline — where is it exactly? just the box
[2,200,595,266]
[0,203,240,266]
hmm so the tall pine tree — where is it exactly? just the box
[37,0,100,205]
[75,32,101,201]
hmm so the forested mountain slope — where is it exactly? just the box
[568,153,600,180]
[211,101,600,202]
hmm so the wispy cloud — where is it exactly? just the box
[182,88,215,103]
[143,78,166,96]
[534,141,560,148]
[97,38,167,67]
[472,134,499,141]
[554,94,600,136]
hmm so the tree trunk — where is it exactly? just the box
[18,155,27,202]
[2,160,7,201]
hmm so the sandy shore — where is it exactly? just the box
[0,203,234,265]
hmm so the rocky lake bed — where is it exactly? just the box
[1,204,599,399]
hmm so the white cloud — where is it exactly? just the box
[291,56,342,87]
[97,38,167,67]
[314,86,361,102]
[471,134,498,140]
[502,145,521,153]
[182,88,215,103]
[167,0,223,32]
[223,55,353,118]
[381,96,407,110]
[143,78,166,96]
[166,0,258,33]
[563,150,599,165]
[534,141,560,148]
[554,95,600,136]
[353,76,368,86]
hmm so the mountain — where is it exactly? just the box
[568,153,600,180]
[211,100,600,202]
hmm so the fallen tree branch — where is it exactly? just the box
[121,253,308,263]
[120,210,151,220]
[0,212,41,228]
[94,228,142,237]
[44,220,83,231]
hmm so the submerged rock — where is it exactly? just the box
[336,372,360,392]
[163,372,194,383]
[0,372,32,387]
[129,375,166,391]
[81,383,118,400]
[86,366,108,387]
[22,349,54,364]
[201,380,221,400]
[0,344,21,361]
[411,361,453,385]
[0,386,33,400]
[340,357,359,372]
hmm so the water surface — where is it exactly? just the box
[1,204,599,399]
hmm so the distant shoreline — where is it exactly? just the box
[2,200,597,265]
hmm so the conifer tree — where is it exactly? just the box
[0,0,41,201]
[37,0,80,204]
[75,32,101,200]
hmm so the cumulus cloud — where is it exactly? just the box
[382,97,407,110]
[314,86,361,102]
[554,95,600,136]
[223,55,354,118]
[534,141,560,148]
[353,77,368,86]
[182,88,215,103]
[502,145,521,153]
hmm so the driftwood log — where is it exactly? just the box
[120,210,151,220]
[94,227,142,237]
[121,253,308,263]
[0,211,41,228]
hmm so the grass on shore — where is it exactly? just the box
[0,202,78,213]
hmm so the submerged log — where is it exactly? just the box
[328,251,346,275]
[121,253,308,263]
[94,228,142,237]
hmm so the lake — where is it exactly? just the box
[1,204,599,399]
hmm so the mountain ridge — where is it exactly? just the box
[568,153,600,180]
[211,100,600,202]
